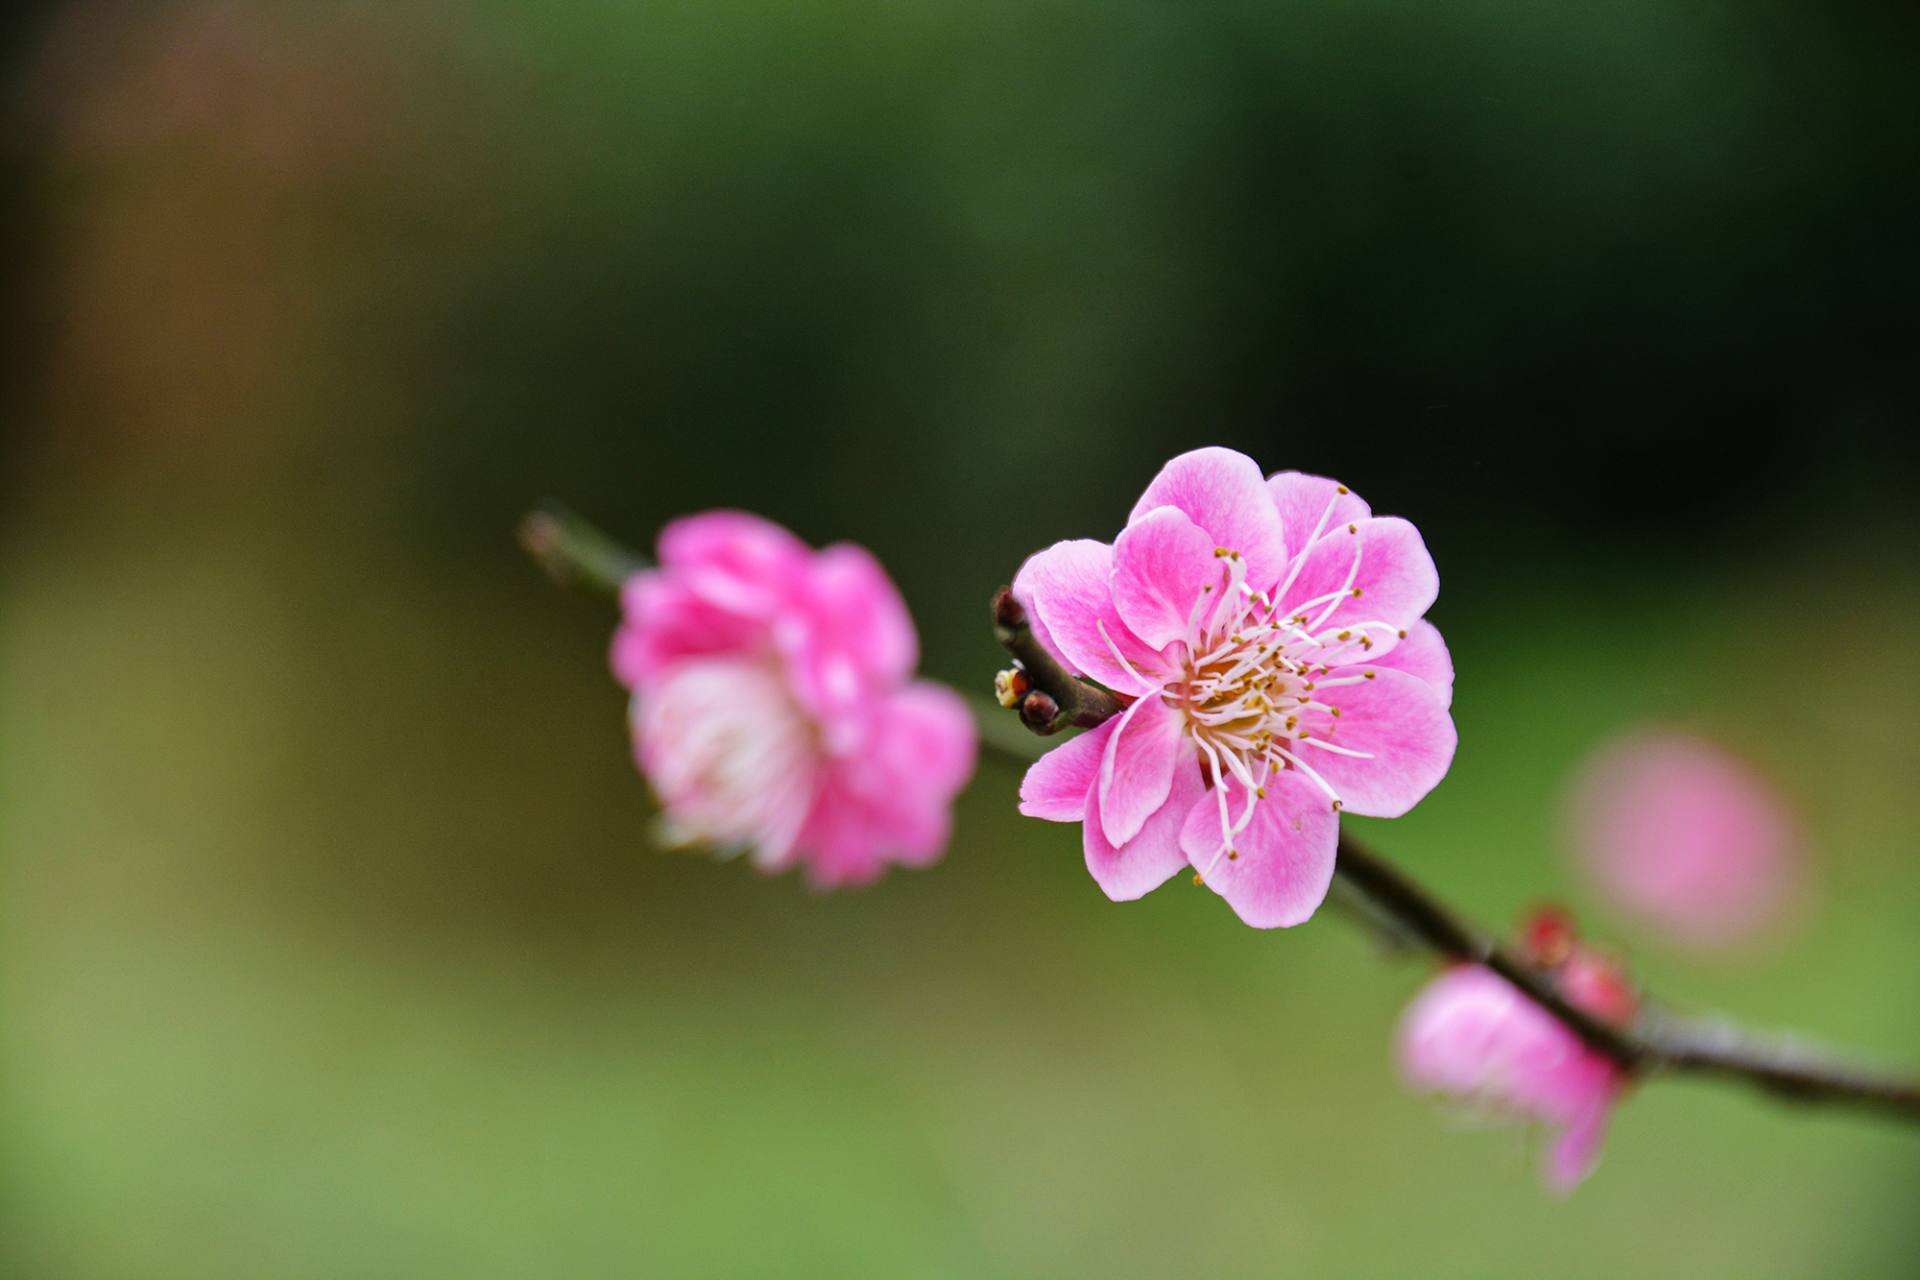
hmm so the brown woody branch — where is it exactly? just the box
[990,587,1125,733]
[989,581,1920,1125]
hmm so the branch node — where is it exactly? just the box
[1018,690,1062,733]
[989,583,1126,736]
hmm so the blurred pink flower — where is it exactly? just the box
[1397,942,1634,1195]
[1566,729,1800,948]
[610,511,976,888]
[1014,447,1457,928]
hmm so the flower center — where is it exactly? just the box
[636,658,818,861]
[1162,494,1402,875]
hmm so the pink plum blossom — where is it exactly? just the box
[1566,728,1801,948]
[610,511,976,888]
[1013,447,1457,927]
[1397,938,1635,1194]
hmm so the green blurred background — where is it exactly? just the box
[3,2,1918,1275]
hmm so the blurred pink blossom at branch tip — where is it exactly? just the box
[611,510,976,888]
[1398,926,1634,1195]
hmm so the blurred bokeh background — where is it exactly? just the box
[4,2,1918,1275]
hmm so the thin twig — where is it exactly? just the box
[989,580,1920,1125]
[990,587,1124,732]
[519,503,647,597]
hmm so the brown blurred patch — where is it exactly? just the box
[16,1,426,481]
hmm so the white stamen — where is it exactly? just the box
[1270,490,1343,606]
[1297,737,1375,760]
[1096,617,1151,689]
[1305,537,1365,632]
[1269,744,1343,806]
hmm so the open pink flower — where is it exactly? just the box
[610,511,976,888]
[1397,942,1634,1194]
[1013,447,1457,927]
[1566,729,1801,948]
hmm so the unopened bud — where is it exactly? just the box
[991,585,1027,631]
[1521,904,1579,968]
[1018,689,1061,732]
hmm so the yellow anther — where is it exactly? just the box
[1192,873,1206,886]
[1347,523,1357,534]
[1228,850,1240,861]
[1330,799,1343,812]
[1335,484,1350,494]
[1256,786,1267,798]
[1363,671,1376,680]
[1337,630,1351,640]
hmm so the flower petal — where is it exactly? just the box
[611,571,762,691]
[1178,770,1339,928]
[1018,719,1118,822]
[633,660,817,870]
[1111,506,1221,650]
[656,510,810,616]
[1397,966,1522,1095]
[879,680,979,799]
[804,544,918,683]
[659,509,810,570]
[1366,619,1454,707]
[1544,1100,1612,1197]
[1273,516,1439,659]
[793,681,978,887]
[1011,539,1163,695]
[1128,447,1289,592]
[1098,694,1186,847]
[781,543,920,743]
[1084,752,1203,901]
[1266,471,1371,553]
[1290,666,1457,819]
